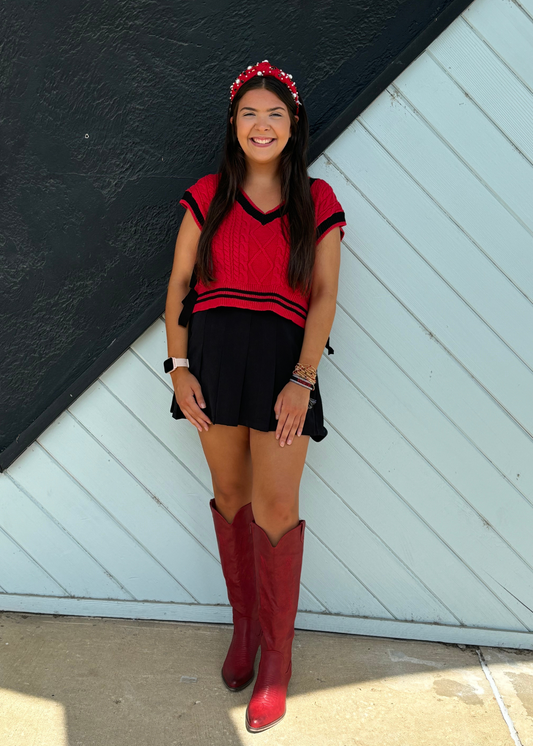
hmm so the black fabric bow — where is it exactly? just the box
[178,269,198,327]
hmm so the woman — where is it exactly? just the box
[164,60,346,734]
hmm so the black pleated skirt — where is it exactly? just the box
[170,306,328,442]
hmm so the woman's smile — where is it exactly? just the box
[250,136,276,147]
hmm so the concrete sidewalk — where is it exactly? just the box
[0,612,531,746]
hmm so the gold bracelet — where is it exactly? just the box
[294,362,317,374]
[293,362,317,384]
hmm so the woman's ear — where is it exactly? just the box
[294,115,299,123]
[230,115,233,125]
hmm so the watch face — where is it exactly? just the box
[163,358,174,373]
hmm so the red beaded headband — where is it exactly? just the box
[229,59,300,113]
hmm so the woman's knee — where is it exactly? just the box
[252,495,300,546]
[212,476,253,520]
[252,493,298,527]
[213,481,247,505]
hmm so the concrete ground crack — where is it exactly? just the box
[476,647,524,746]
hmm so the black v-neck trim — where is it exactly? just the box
[236,176,318,225]
[236,190,284,225]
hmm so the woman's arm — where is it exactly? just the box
[274,227,341,446]
[165,209,200,357]
[299,226,341,369]
[165,209,212,432]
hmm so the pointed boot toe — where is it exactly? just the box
[245,650,290,732]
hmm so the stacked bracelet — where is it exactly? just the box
[289,364,318,410]
[291,362,317,389]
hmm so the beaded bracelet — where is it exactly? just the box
[290,375,314,391]
[292,373,316,389]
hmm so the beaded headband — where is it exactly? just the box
[229,59,300,113]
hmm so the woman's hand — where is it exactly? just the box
[171,368,212,433]
[274,381,310,447]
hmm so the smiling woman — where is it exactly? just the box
[164,59,345,735]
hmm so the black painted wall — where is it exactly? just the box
[0,0,472,468]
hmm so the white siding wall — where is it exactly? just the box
[2,0,533,648]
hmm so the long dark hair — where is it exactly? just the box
[195,73,316,296]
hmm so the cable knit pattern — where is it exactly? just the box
[179,174,346,328]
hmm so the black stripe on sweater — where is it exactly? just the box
[316,211,345,240]
[181,191,204,227]
[195,292,308,321]
[196,286,308,314]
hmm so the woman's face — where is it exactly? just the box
[231,87,298,166]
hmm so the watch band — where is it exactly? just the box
[164,357,189,374]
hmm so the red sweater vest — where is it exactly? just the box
[178,173,346,333]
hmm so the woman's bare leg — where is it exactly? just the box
[249,429,310,546]
[198,423,252,523]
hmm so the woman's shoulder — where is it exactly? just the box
[186,172,221,200]
[309,176,347,241]
[309,176,344,212]
[309,176,337,199]
[179,173,221,228]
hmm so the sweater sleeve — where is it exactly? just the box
[179,173,219,230]
[313,178,346,243]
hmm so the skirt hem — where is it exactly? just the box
[170,396,328,443]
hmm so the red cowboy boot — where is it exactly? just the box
[245,519,305,733]
[210,498,262,691]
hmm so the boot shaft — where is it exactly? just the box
[210,499,258,619]
[251,520,305,658]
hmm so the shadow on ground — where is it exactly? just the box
[0,611,532,746]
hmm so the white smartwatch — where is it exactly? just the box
[164,357,189,373]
